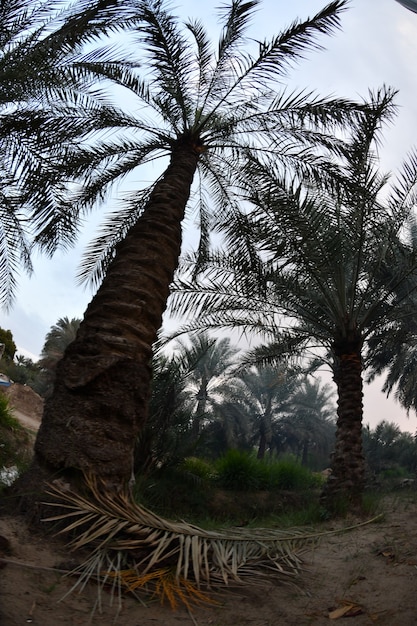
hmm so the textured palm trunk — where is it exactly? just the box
[321,332,365,511]
[191,375,208,442]
[33,140,200,490]
[257,398,272,459]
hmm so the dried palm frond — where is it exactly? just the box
[42,475,382,613]
[44,475,315,587]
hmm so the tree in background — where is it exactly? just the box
[170,88,417,510]
[363,420,417,477]
[236,365,298,459]
[30,0,363,490]
[0,328,16,362]
[173,333,239,443]
[134,352,194,476]
[276,378,335,467]
[36,317,81,397]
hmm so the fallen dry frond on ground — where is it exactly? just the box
[42,475,382,614]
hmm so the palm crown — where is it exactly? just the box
[0,0,139,307]
[31,0,373,490]
[31,0,363,287]
[170,87,417,360]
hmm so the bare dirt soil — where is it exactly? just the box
[1,387,417,625]
[1,492,417,625]
[3,383,43,433]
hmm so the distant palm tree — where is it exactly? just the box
[279,378,335,466]
[170,87,417,509]
[174,333,239,442]
[40,317,81,368]
[37,317,81,397]
[237,364,298,459]
[135,352,194,474]
[33,0,363,489]
[0,0,132,307]
[366,281,417,414]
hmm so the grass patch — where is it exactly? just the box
[0,392,32,488]
[134,452,324,528]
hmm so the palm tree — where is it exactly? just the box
[366,282,417,414]
[279,377,335,466]
[134,352,195,475]
[173,332,239,442]
[169,87,417,510]
[36,317,81,398]
[236,364,298,458]
[40,317,81,368]
[30,0,364,490]
[0,0,134,308]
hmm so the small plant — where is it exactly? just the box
[181,457,215,481]
[381,467,408,480]
[258,457,318,491]
[0,394,21,431]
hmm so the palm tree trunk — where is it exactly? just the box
[191,375,208,442]
[33,140,200,490]
[257,399,272,459]
[321,333,365,511]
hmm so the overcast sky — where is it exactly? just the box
[1,0,417,431]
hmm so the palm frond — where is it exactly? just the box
[44,475,315,591]
[137,0,195,129]
[43,476,383,615]
[76,186,155,289]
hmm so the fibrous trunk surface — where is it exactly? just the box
[34,142,200,489]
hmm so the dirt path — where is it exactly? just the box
[1,493,417,625]
[10,408,40,432]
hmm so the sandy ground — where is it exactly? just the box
[2,387,417,625]
[1,492,417,626]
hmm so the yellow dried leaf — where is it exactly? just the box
[329,602,363,619]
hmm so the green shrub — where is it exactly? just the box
[0,393,32,487]
[135,460,216,519]
[261,457,317,490]
[0,394,21,431]
[215,450,262,491]
[215,450,319,492]
[181,457,215,481]
[381,466,408,480]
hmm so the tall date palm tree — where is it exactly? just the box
[30,0,365,490]
[169,87,417,509]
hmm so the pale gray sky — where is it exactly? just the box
[1,0,417,431]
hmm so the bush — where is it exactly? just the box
[181,457,215,481]
[215,450,263,491]
[259,457,318,491]
[0,393,32,486]
[215,450,318,492]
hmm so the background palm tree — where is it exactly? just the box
[30,0,363,490]
[366,278,417,415]
[237,364,298,459]
[169,87,417,510]
[173,332,239,442]
[0,0,133,308]
[134,351,194,475]
[278,378,335,466]
[36,317,81,397]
